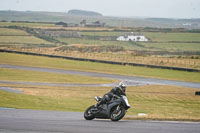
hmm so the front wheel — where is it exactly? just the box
[84,105,96,120]
[110,106,126,121]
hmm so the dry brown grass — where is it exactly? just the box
[7,47,200,69]
[34,26,114,31]
[1,83,200,121]
[1,52,200,83]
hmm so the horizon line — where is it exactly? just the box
[0,9,200,20]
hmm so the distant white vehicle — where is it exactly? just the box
[117,32,148,42]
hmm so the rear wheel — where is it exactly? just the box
[84,105,96,120]
[110,106,126,121]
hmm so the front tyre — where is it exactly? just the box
[110,106,126,121]
[84,105,95,120]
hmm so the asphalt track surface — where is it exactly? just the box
[0,108,200,133]
[0,64,200,88]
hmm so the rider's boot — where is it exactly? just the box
[95,100,104,108]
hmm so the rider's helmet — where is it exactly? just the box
[119,82,126,93]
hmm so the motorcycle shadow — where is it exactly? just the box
[85,119,130,123]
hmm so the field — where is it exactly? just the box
[1,53,200,83]
[54,30,200,69]
[0,36,52,44]
[0,22,55,28]
[81,31,200,42]
[0,53,199,121]
[0,28,29,35]
[0,53,200,120]
[57,37,200,52]
[10,47,199,70]
[140,42,200,51]
[77,31,200,52]
[0,21,200,121]
[0,68,116,84]
[0,21,200,69]
[0,27,53,46]
[56,31,200,58]
[81,31,122,36]
[57,38,146,50]
[143,32,200,42]
[0,84,200,121]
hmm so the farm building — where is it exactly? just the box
[80,20,105,27]
[117,32,148,42]
[55,22,68,27]
[55,22,78,27]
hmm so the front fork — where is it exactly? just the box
[116,105,120,111]
[114,105,122,114]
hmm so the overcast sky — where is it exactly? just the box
[1,0,200,18]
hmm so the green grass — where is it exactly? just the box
[0,22,55,28]
[140,42,200,51]
[126,85,200,120]
[0,53,200,82]
[57,37,148,50]
[0,28,29,36]
[0,36,52,44]
[0,68,115,84]
[0,90,80,111]
[143,32,200,42]
[56,33,200,52]
[81,31,122,36]
[0,85,104,112]
[63,31,200,52]
[0,85,200,121]
[80,31,200,42]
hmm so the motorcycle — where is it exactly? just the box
[84,95,130,121]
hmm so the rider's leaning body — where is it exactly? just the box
[96,82,126,107]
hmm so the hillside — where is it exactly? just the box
[67,9,102,17]
[0,10,200,29]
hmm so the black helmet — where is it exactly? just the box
[119,82,126,93]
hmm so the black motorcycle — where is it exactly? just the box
[84,95,130,121]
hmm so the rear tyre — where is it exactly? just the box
[110,106,126,121]
[84,105,96,120]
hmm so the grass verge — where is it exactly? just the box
[0,84,200,121]
[0,68,116,84]
[0,53,200,82]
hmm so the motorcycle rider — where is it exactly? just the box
[95,82,126,108]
